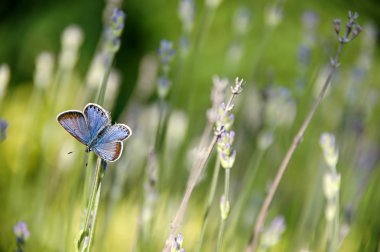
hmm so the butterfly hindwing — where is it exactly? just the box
[92,141,123,162]
[57,111,91,145]
[96,124,132,144]
[84,103,110,140]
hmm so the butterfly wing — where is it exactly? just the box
[91,124,132,162]
[97,124,132,143]
[57,110,90,145]
[92,141,123,162]
[84,103,111,140]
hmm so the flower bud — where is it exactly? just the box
[323,172,341,200]
[220,195,230,220]
[319,132,339,169]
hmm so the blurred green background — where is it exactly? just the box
[1,0,380,251]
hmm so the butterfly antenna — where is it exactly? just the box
[67,148,82,155]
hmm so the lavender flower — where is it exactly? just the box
[157,76,172,98]
[217,130,236,169]
[320,132,339,169]
[257,130,274,151]
[264,86,296,128]
[205,0,222,9]
[0,64,10,100]
[215,103,234,131]
[158,40,175,64]
[103,8,126,61]
[157,39,175,99]
[260,216,286,248]
[58,25,84,70]
[302,11,319,31]
[171,234,185,252]
[232,7,251,36]
[298,44,311,66]
[14,221,30,241]
[0,119,8,142]
[110,8,126,37]
[178,0,194,34]
[265,4,283,27]
[207,76,228,124]
[14,221,30,251]
[219,195,230,220]
[319,133,340,224]
[34,52,54,89]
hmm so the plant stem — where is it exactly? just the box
[86,175,103,252]
[78,158,105,252]
[163,135,218,252]
[162,91,239,252]
[196,158,221,252]
[334,193,340,251]
[216,168,230,252]
[187,4,216,119]
[96,54,114,106]
[245,40,346,252]
[82,152,91,207]
[326,171,340,252]
[229,149,265,233]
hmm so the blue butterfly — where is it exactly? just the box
[57,103,132,162]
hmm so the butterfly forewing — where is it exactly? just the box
[84,103,110,140]
[92,141,123,162]
[57,111,91,145]
[97,124,131,144]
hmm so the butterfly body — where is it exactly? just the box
[57,103,132,162]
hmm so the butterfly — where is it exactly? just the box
[57,103,132,162]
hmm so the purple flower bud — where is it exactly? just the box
[0,119,8,142]
[110,8,126,36]
[13,221,30,242]
[158,40,175,64]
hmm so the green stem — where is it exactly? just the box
[78,158,105,252]
[86,178,103,252]
[248,27,275,81]
[334,193,340,250]
[154,97,167,152]
[229,149,265,233]
[82,152,91,208]
[217,220,226,252]
[96,54,114,106]
[188,5,216,119]
[327,217,334,252]
[216,168,230,252]
[196,158,221,252]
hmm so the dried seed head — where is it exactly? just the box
[348,10,359,21]
[333,19,341,35]
[231,77,244,95]
[349,24,362,41]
